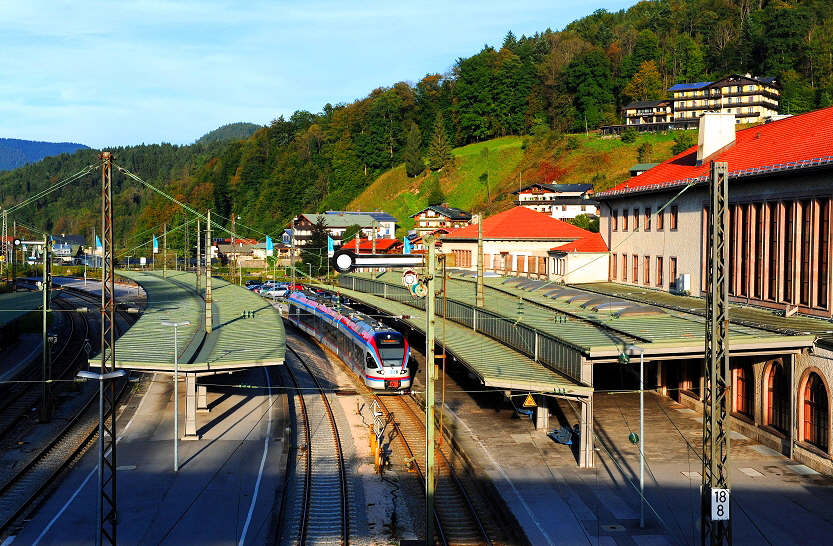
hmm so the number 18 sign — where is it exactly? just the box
[711,488,730,521]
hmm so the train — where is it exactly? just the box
[287,290,412,391]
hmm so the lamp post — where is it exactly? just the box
[621,344,646,528]
[77,369,127,546]
[161,320,190,471]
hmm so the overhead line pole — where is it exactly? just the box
[425,235,437,543]
[98,151,119,546]
[702,161,731,545]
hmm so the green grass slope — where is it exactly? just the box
[348,129,693,236]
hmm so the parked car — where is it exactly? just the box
[246,284,262,291]
[262,286,289,299]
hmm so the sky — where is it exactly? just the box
[0,0,633,149]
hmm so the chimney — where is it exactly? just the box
[696,112,736,165]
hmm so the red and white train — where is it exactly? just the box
[287,291,411,391]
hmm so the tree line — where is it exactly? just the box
[1,0,830,245]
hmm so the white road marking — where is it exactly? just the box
[238,367,273,546]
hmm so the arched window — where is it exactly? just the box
[804,373,829,451]
[767,362,789,433]
[735,360,754,418]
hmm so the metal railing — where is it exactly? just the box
[339,275,584,382]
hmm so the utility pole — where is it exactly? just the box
[290,217,296,288]
[98,151,119,546]
[163,223,167,278]
[230,213,237,285]
[702,161,731,545]
[40,234,51,423]
[425,236,437,543]
[476,215,484,307]
[196,218,201,293]
[205,211,213,334]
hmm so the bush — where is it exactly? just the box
[620,127,638,143]
[566,135,582,150]
[671,131,695,155]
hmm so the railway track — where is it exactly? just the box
[0,372,132,535]
[0,282,140,537]
[278,343,351,545]
[375,393,499,546]
[283,319,507,546]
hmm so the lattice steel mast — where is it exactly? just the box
[702,161,732,545]
[98,151,119,545]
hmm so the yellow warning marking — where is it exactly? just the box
[523,394,536,408]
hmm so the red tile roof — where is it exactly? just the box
[353,238,402,252]
[444,206,593,240]
[599,107,833,196]
[550,232,608,253]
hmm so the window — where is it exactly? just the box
[643,256,650,285]
[656,256,663,286]
[670,205,679,230]
[669,257,678,289]
[622,254,628,281]
[611,253,618,279]
[657,209,664,230]
[644,207,651,231]
[734,360,754,418]
[622,209,629,231]
[633,209,640,230]
[633,255,639,284]
[804,373,829,451]
[767,362,789,433]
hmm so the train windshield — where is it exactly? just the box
[375,333,405,362]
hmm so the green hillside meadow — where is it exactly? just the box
[349,129,684,237]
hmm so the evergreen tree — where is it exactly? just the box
[301,215,329,276]
[424,173,446,206]
[403,122,424,177]
[428,113,453,171]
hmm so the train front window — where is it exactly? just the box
[376,333,405,362]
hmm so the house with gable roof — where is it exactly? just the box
[438,206,602,281]
[513,183,599,220]
[410,204,473,239]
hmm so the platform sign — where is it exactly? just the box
[402,269,418,286]
[523,394,537,407]
[331,249,423,273]
[711,488,730,521]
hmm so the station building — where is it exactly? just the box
[595,107,833,474]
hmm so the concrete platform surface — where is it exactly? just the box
[7,366,284,546]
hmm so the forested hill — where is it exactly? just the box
[195,122,263,145]
[0,138,88,171]
[0,0,831,248]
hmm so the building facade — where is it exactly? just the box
[410,205,472,239]
[439,206,600,281]
[669,74,780,125]
[596,107,833,474]
[513,183,599,221]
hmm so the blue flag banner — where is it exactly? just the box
[95,236,102,252]
[403,237,412,254]
[153,235,159,254]
[266,235,274,257]
[327,236,335,257]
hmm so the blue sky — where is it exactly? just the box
[0,1,632,148]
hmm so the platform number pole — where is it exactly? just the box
[702,161,731,545]
[205,210,213,334]
[425,236,437,543]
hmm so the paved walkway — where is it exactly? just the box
[428,363,833,545]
